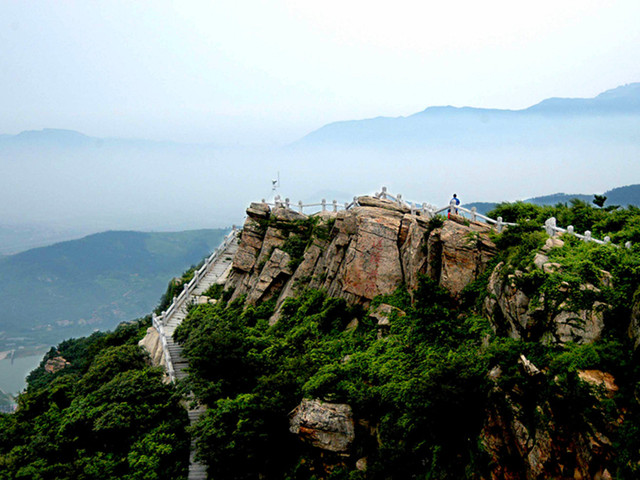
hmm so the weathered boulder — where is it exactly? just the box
[139,326,167,368]
[485,261,609,344]
[44,356,70,374]
[552,302,606,345]
[232,217,266,273]
[356,195,410,214]
[437,218,496,297]
[246,201,270,219]
[578,370,618,399]
[272,206,308,222]
[399,214,432,291]
[369,303,406,327]
[333,206,404,302]
[246,248,294,305]
[289,399,355,452]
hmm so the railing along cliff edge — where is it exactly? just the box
[265,186,633,249]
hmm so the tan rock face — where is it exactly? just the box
[399,214,432,292]
[356,195,410,214]
[232,217,267,273]
[246,248,293,305]
[139,326,167,368]
[44,356,70,373]
[438,219,496,297]
[229,197,499,322]
[337,206,404,300]
[482,371,616,480]
[628,287,640,349]
[289,399,355,452]
[485,262,608,344]
[578,370,618,398]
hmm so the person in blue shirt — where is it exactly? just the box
[449,194,460,216]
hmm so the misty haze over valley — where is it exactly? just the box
[2,83,640,254]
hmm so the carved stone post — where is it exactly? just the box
[321,199,326,212]
[298,200,304,213]
[471,207,477,222]
[497,217,504,233]
[333,199,338,212]
[545,217,557,236]
[584,230,592,242]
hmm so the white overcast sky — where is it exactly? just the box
[2,0,639,145]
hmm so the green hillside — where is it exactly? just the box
[0,319,189,478]
[0,229,229,353]
[467,183,640,215]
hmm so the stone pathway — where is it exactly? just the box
[160,234,238,480]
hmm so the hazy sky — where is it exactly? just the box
[2,0,639,145]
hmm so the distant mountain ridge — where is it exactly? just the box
[0,128,190,149]
[296,82,640,147]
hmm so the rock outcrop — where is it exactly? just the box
[289,399,355,452]
[484,254,610,345]
[139,326,167,369]
[44,356,70,374]
[628,287,640,349]
[226,197,497,322]
[482,361,617,480]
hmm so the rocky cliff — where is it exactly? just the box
[226,196,496,322]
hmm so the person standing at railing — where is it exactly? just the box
[449,194,460,218]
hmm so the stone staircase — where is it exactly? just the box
[155,232,238,480]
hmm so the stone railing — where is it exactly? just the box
[261,195,360,214]
[262,186,633,247]
[544,217,632,249]
[152,227,238,382]
[373,186,634,247]
[152,313,176,381]
[374,186,517,232]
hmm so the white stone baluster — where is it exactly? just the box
[333,199,338,212]
[584,230,592,242]
[321,199,326,212]
[471,207,477,222]
[285,198,290,209]
[567,225,574,236]
[298,200,303,213]
[381,186,387,199]
[625,241,632,249]
[497,217,504,233]
[544,217,557,236]
[604,236,611,244]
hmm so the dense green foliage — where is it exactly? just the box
[0,319,189,479]
[0,228,229,352]
[172,200,640,479]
